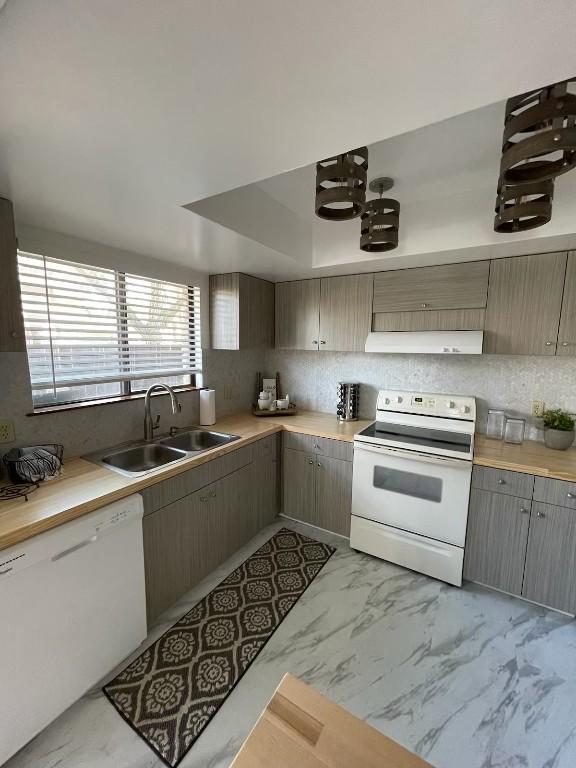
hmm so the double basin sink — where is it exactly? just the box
[85,428,240,477]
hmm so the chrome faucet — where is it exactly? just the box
[144,384,182,441]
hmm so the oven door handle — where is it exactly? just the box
[354,442,471,468]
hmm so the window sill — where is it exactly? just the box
[27,385,201,416]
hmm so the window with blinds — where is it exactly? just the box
[17,251,201,407]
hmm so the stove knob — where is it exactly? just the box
[459,405,470,414]
[384,397,390,405]
[396,396,403,403]
[446,400,455,409]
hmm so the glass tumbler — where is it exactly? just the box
[486,409,506,440]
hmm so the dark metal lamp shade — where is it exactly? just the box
[360,198,400,252]
[494,179,554,233]
[501,79,576,184]
[315,147,368,220]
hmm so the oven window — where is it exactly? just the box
[360,422,471,454]
[373,465,443,503]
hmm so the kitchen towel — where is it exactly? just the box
[199,388,216,425]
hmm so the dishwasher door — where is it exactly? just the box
[0,494,147,764]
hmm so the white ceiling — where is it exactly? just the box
[1,1,576,279]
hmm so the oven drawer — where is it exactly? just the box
[533,476,576,509]
[471,466,534,500]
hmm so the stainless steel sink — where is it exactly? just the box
[84,428,240,477]
[101,443,187,475]
[159,429,239,453]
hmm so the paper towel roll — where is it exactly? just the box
[200,389,216,425]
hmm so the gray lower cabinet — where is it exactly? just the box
[464,488,531,595]
[465,468,576,614]
[282,449,317,526]
[522,502,576,614]
[143,438,278,625]
[282,441,353,536]
[315,455,353,536]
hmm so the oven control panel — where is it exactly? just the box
[375,390,476,420]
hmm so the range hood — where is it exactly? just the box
[365,330,484,355]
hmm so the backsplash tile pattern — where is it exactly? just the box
[266,350,576,440]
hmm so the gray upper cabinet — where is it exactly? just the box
[0,198,26,353]
[522,502,576,614]
[319,274,373,352]
[275,279,320,350]
[373,261,489,314]
[210,272,274,349]
[484,252,567,355]
[557,251,576,356]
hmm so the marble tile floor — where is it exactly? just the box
[6,519,576,768]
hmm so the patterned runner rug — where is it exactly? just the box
[103,527,335,767]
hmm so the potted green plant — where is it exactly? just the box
[542,408,575,451]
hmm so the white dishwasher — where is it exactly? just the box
[0,494,147,765]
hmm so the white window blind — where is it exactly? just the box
[17,251,201,407]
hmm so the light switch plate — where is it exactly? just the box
[0,419,15,444]
[531,400,545,418]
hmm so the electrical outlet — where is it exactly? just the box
[532,400,545,418]
[0,419,15,444]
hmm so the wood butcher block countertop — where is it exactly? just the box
[2,410,575,552]
[0,411,371,552]
[474,434,576,482]
[231,673,431,768]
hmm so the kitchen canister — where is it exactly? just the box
[336,382,360,422]
[200,388,216,425]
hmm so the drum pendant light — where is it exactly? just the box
[494,179,554,233]
[500,79,576,184]
[315,147,368,220]
[360,177,400,252]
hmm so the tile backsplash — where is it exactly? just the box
[265,350,576,440]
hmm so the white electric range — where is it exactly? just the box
[350,389,476,586]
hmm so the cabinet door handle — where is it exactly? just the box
[520,508,529,514]
[561,341,569,347]
[421,303,428,309]
[545,341,553,347]
[308,459,314,465]
[317,462,322,468]
[537,510,546,518]
[320,340,326,345]
[567,492,575,499]
[497,478,506,485]
[312,340,318,345]
[200,495,208,502]
[210,490,216,497]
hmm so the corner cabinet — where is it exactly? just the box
[275,275,373,352]
[464,467,576,615]
[282,433,353,536]
[484,252,567,355]
[210,272,274,349]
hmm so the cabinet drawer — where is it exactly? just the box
[141,445,252,513]
[283,432,319,454]
[316,437,353,462]
[533,476,576,509]
[206,444,252,483]
[471,466,534,499]
[141,463,211,514]
[251,433,279,462]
